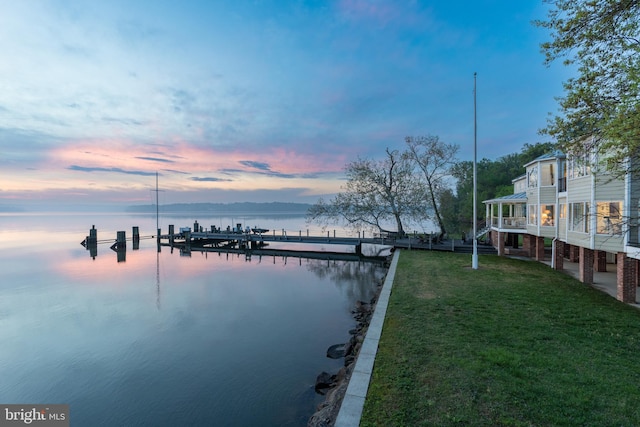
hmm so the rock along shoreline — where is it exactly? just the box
[307,256,391,427]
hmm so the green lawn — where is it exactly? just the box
[360,251,640,427]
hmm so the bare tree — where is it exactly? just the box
[405,135,459,240]
[307,148,428,236]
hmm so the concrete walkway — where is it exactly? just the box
[334,250,399,427]
[539,258,640,309]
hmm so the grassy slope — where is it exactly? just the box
[361,251,640,427]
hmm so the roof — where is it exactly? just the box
[482,191,527,204]
[523,150,566,168]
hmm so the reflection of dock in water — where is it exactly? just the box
[173,245,390,264]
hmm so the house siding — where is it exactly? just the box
[567,176,592,202]
[594,235,624,253]
[594,175,624,200]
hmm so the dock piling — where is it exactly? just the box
[89,225,97,245]
[133,226,140,250]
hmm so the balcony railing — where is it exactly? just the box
[558,177,567,192]
[491,216,527,229]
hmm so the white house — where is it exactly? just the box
[484,150,639,303]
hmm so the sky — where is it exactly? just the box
[0,0,572,211]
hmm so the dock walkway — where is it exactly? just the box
[159,229,497,255]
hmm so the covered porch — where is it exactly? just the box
[483,192,527,255]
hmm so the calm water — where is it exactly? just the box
[0,213,388,426]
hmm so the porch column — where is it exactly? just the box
[594,250,607,272]
[522,234,532,258]
[535,236,545,261]
[616,252,637,303]
[497,231,505,256]
[486,203,490,228]
[579,247,594,284]
[498,202,503,228]
[554,240,564,271]
[568,244,580,263]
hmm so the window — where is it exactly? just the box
[558,160,567,192]
[570,202,590,233]
[596,201,623,235]
[559,203,566,220]
[528,166,538,188]
[541,205,555,227]
[568,154,591,179]
[528,204,537,225]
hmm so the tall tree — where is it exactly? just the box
[535,0,640,170]
[405,135,459,240]
[450,142,556,231]
[307,148,427,236]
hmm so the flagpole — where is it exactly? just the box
[472,72,479,270]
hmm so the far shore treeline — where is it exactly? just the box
[126,201,312,215]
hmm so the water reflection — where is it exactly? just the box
[0,215,389,426]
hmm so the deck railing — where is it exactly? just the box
[491,216,526,229]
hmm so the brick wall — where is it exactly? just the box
[617,252,637,303]
[536,236,545,261]
[579,247,594,284]
[594,250,607,272]
[554,240,564,271]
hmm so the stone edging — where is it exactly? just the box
[332,249,398,426]
[307,250,399,426]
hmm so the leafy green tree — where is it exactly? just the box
[535,0,640,170]
[450,142,556,231]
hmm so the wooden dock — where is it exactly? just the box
[159,229,387,255]
[82,223,497,260]
[158,224,497,256]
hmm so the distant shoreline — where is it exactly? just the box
[126,201,312,215]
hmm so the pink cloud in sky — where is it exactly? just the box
[46,138,342,177]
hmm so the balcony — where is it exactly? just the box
[558,177,567,192]
[491,216,527,230]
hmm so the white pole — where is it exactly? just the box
[472,72,479,270]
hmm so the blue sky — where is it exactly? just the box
[0,0,569,210]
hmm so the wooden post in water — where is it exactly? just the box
[169,225,175,246]
[88,225,97,245]
[184,229,191,250]
[112,231,127,262]
[116,231,126,250]
[84,225,98,259]
[133,226,140,250]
